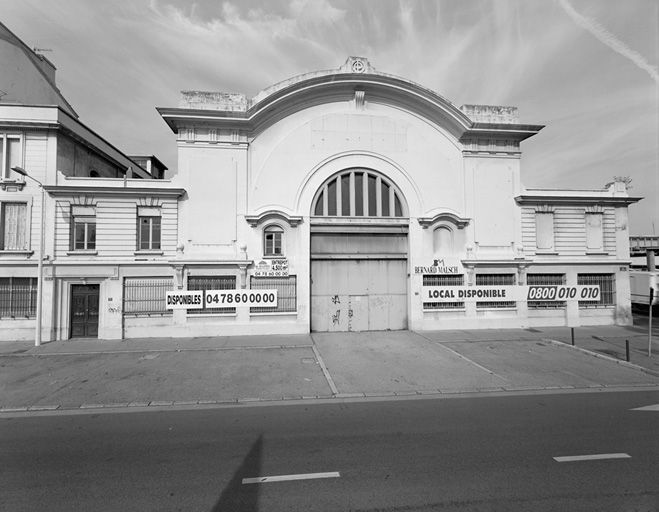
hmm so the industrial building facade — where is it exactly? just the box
[0,50,640,341]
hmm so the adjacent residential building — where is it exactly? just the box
[0,22,181,341]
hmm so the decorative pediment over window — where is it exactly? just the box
[70,196,96,206]
[418,212,470,229]
[534,204,554,213]
[245,210,303,228]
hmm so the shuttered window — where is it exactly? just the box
[1,202,28,250]
[1,134,22,179]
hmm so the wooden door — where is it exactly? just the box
[70,284,99,338]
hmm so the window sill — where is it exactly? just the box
[0,250,33,256]
[262,255,286,259]
[585,251,609,256]
[134,250,164,256]
[67,250,98,256]
[535,251,559,255]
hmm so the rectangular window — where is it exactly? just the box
[527,274,566,309]
[250,275,297,313]
[535,212,554,251]
[187,275,236,315]
[586,213,603,251]
[71,206,96,250]
[1,202,28,250]
[423,274,464,310]
[0,277,37,317]
[1,134,22,179]
[123,277,174,315]
[578,273,615,308]
[137,206,161,250]
[264,226,283,257]
[476,274,516,309]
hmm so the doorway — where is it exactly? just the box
[70,284,99,338]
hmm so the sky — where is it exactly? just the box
[2,0,657,234]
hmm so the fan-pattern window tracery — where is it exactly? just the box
[312,169,404,217]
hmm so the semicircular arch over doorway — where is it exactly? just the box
[310,167,409,333]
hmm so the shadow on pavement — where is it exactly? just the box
[210,435,262,512]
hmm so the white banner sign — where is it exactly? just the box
[254,259,289,277]
[423,285,600,303]
[166,289,278,309]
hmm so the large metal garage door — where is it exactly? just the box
[311,259,407,331]
[310,229,408,333]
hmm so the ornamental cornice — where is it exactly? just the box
[245,210,303,228]
[418,212,470,229]
[43,185,186,198]
[515,195,642,206]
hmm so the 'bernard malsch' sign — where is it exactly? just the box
[414,258,461,275]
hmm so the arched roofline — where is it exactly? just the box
[158,58,544,143]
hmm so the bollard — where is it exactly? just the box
[626,339,630,362]
[571,327,575,346]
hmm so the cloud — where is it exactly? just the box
[558,0,658,83]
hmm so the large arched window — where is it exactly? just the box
[312,169,405,217]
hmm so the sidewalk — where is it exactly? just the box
[1,325,658,413]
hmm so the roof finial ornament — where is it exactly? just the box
[342,56,372,74]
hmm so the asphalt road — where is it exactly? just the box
[2,390,658,511]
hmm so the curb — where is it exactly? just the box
[544,338,659,377]
[4,383,659,415]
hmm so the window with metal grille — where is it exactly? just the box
[577,273,615,307]
[123,277,173,315]
[187,275,236,314]
[476,274,516,309]
[527,274,566,309]
[0,277,36,317]
[250,275,297,313]
[312,169,405,217]
[1,202,28,250]
[423,274,464,310]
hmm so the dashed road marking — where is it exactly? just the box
[553,453,631,462]
[242,471,340,484]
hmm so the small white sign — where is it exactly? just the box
[166,291,204,309]
[254,259,289,277]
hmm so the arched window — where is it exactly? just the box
[312,169,405,217]
[433,226,453,253]
[263,225,284,256]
